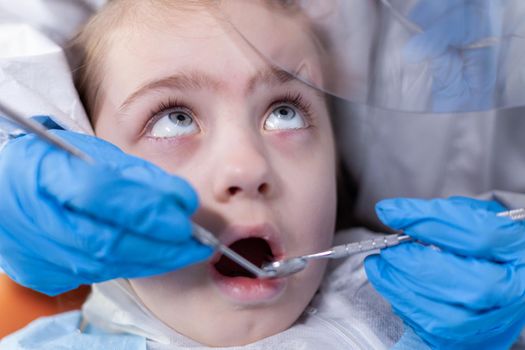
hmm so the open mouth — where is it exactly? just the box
[210,226,287,304]
[214,237,275,278]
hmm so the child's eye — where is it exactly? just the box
[150,109,199,138]
[264,104,308,131]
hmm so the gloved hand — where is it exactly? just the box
[0,130,212,296]
[365,197,525,350]
[404,0,503,112]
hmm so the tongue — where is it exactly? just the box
[214,238,274,278]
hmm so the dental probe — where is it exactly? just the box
[262,208,525,279]
[0,101,95,164]
[192,225,276,278]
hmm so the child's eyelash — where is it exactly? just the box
[145,92,314,133]
[270,92,314,124]
[142,98,192,136]
[149,98,189,119]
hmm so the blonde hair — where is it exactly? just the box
[71,0,306,122]
[71,0,216,121]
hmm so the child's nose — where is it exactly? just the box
[212,137,274,202]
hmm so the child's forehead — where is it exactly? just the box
[107,0,319,64]
[103,4,323,105]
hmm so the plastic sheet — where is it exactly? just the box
[221,0,525,113]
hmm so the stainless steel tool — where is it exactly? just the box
[262,208,525,278]
[193,225,277,278]
[0,101,95,163]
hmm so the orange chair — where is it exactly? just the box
[0,274,90,339]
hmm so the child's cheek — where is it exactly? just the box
[266,127,318,154]
[267,126,334,171]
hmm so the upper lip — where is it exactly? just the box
[210,223,285,264]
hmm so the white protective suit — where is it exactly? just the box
[0,0,99,150]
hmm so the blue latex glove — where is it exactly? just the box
[365,197,525,350]
[0,130,212,296]
[404,0,503,112]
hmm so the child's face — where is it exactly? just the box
[93,3,336,346]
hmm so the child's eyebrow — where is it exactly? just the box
[118,67,298,112]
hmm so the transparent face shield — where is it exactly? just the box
[218,0,525,228]
[219,0,525,113]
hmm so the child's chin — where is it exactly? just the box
[190,310,299,348]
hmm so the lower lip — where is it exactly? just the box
[210,267,286,305]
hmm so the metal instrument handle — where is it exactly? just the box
[0,102,95,164]
[330,233,412,259]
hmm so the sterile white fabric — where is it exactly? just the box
[0,0,96,153]
[0,0,105,47]
[0,312,147,350]
[0,23,92,140]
